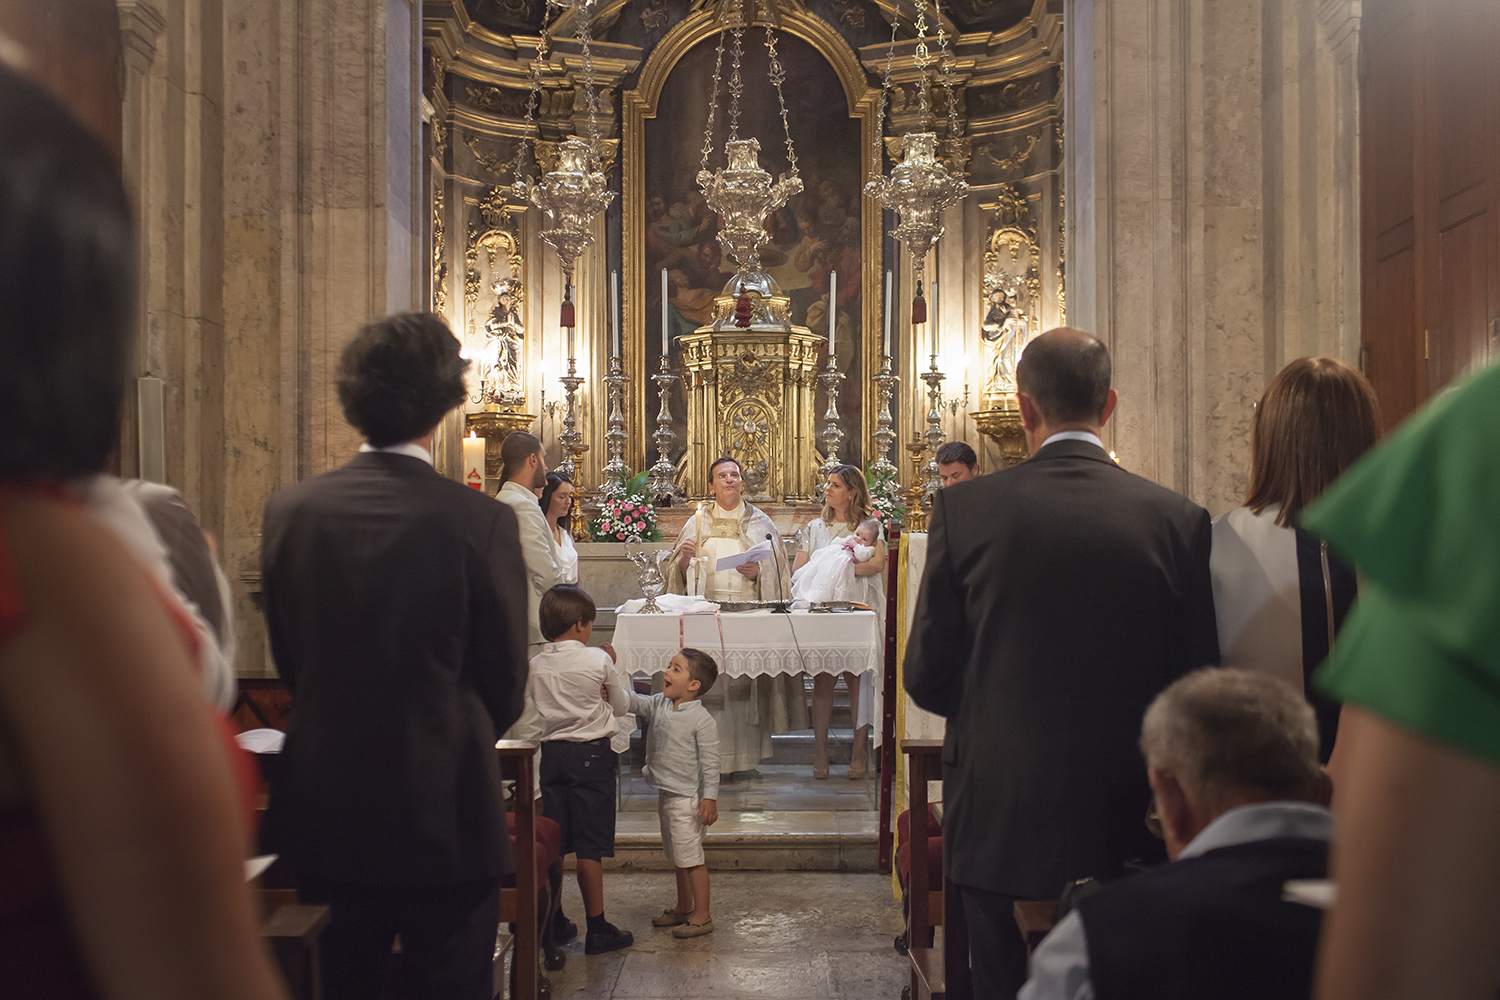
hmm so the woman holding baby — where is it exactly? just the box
[791,465,888,779]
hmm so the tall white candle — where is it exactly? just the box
[567,316,575,359]
[610,270,620,358]
[661,267,669,358]
[930,271,940,358]
[463,433,485,491]
[827,270,837,362]
[883,270,892,357]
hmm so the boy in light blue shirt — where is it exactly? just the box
[615,647,721,938]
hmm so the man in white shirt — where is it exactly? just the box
[495,432,559,650]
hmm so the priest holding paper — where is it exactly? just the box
[666,455,808,771]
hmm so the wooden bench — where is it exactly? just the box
[900,739,970,1000]
[496,740,544,1000]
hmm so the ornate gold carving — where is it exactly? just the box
[974,131,1040,175]
[466,84,533,117]
[433,182,447,314]
[535,138,619,176]
[641,0,671,31]
[432,116,448,158]
[831,0,866,29]
[464,133,513,179]
[974,79,1042,115]
[467,408,538,477]
[974,395,1028,469]
[991,182,1027,226]
[720,351,780,403]
[478,186,514,229]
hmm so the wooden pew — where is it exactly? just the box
[496,740,541,1000]
[901,739,971,1000]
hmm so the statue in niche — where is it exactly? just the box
[482,277,525,404]
[982,283,1030,395]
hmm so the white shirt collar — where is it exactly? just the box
[1039,430,1107,453]
[1178,801,1335,860]
[540,639,586,652]
[359,441,433,466]
[711,499,745,518]
[498,480,542,503]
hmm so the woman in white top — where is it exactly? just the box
[792,465,888,779]
[1211,357,1379,765]
[540,471,579,585]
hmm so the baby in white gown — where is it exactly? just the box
[792,518,882,604]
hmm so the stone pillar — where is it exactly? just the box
[1065,0,1361,514]
[223,0,423,674]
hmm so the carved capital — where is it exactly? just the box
[116,0,166,74]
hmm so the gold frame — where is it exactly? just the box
[621,10,882,490]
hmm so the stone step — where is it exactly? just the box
[577,810,880,873]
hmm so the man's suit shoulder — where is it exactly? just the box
[948,450,1207,522]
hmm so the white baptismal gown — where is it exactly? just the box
[792,539,874,603]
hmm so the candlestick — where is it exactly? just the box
[930,273,940,359]
[646,354,684,505]
[883,270,893,358]
[690,501,705,595]
[600,354,631,499]
[815,351,847,496]
[870,354,899,483]
[610,270,621,358]
[903,435,928,532]
[557,354,588,487]
[463,433,486,491]
[920,358,947,504]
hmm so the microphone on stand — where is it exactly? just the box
[766,531,790,613]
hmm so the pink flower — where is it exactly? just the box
[615,531,626,540]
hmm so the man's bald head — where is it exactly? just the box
[1015,328,1112,425]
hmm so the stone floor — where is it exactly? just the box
[541,871,908,999]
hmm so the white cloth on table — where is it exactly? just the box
[792,539,874,604]
[616,593,720,615]
[551,527,579,585]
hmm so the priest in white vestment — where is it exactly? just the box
[665,456,809,772]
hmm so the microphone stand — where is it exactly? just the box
[766,531,791,613]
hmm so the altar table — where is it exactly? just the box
[611,609,882,679]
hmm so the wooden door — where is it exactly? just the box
[1361,0,1500,429]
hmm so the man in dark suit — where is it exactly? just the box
[905,328,1219,998]
[262,312,529,1000]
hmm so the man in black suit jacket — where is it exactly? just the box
[905,328,1219,998]
[262,313,529,1000]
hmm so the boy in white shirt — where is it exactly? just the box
[529,585,634,955]
[616,647,721,938]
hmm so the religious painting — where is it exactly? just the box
[643,27,864,474]
[981,224,1040,403]
[464,201,526,407]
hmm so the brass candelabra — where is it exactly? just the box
[903,436,929,532]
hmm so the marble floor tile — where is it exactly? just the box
[543,872,906,999]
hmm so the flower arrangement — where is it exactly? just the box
[589,471,662,543]
[865,464,906,532]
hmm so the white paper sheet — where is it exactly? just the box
[714,539,774,572]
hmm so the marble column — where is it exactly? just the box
[1065,0,1361,514]
[218,0,422,674]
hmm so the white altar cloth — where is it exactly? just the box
[612,609,882,680]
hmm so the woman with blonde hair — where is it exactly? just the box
[792,465,888,779]
[1211,356,1381,762]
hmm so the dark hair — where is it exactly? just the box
[1015,329,1112,425]
[336,313,468,447]
[679,647,718,696]
[0,66,136,480]
[1245,357,1381,527]
[539,584,596,641]
[708,456,741,481]
[501,432,543,481]
[935,441,977,470]
[540,471,573,531]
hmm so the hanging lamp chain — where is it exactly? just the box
[913,0,932,132]
[578,0,604,165]
[764,23,798,179]
[931,0,963,167]
[727,5,745,144]
[698,24,729,174]
[869,13,899,183]
[512,0,556,183]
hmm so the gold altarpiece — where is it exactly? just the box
[622,10,882,502]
